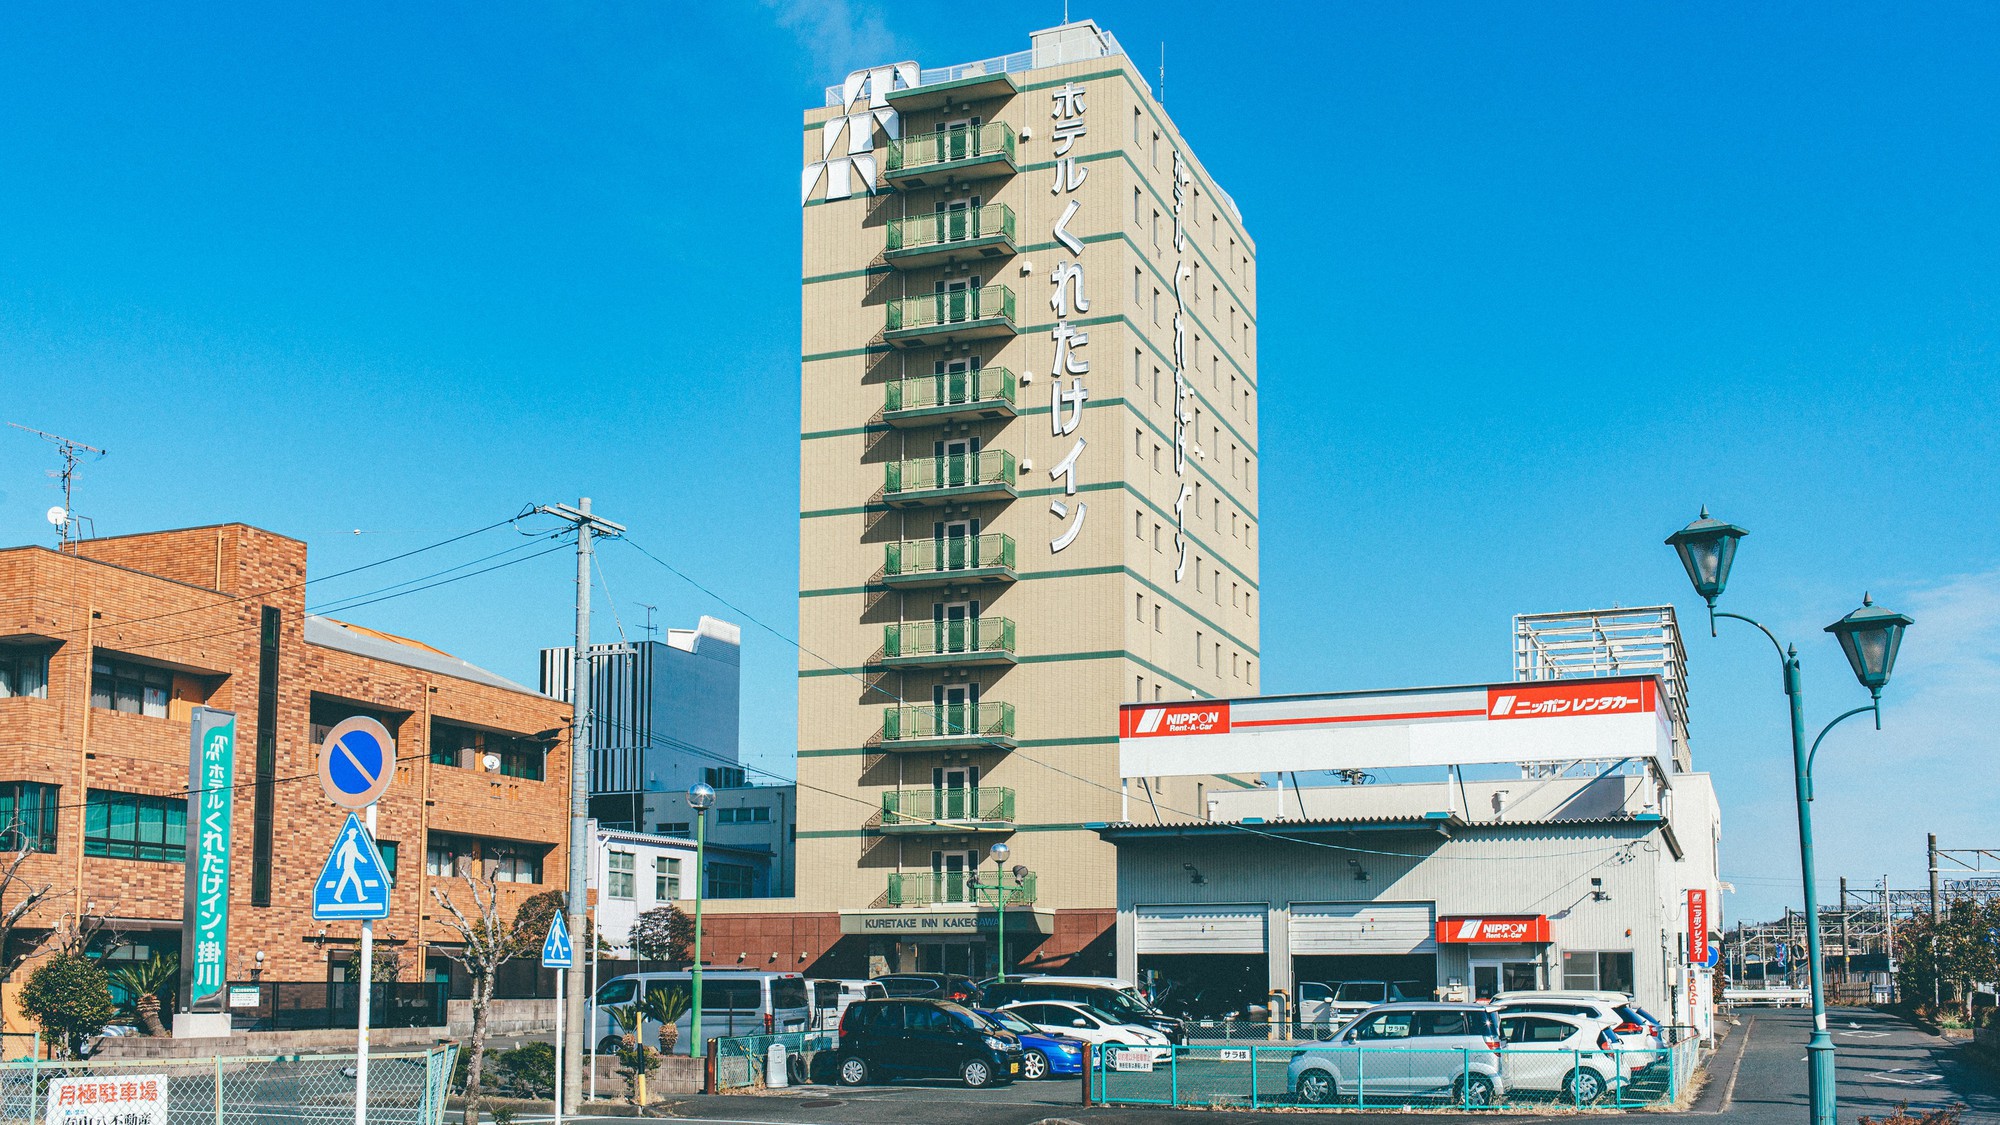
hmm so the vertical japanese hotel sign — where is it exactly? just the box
[1687,888,1709,966]
[1047,81,1091,553]
[180,707,235,1012]
[1168,145,1194,582]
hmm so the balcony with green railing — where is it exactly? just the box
[884,122,1017,188]
[884,367,1017,426]
[882,450,1016,506]
[880,617,1016,668]
[880,701,1016,751]
[884,204,1017,269]
[886,868,1037,907]
[883,534,1016,587]
[884,284,1016,345]
[879,786,1015,834]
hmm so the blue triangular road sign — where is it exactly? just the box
[542,911,573,968]
[312,812,393,920]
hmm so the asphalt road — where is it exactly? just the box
[479,1008,1997,1125]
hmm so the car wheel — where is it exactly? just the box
[595,1036,621,1056]
[1022,1050,1049,1080]
[836,1056,870,1086]
[1458,1074,1497,1107]
[961,1058,995,1088]
[1295,1068,1337,1104]
[1565,1067,1605,1104]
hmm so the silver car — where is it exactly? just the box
[1287,1002,1505,1105]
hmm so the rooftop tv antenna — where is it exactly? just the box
[9,423,106,545]
[639,603,659,642]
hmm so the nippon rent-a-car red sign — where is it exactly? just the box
[1687,889,1710,965]
[1436,916,1552,944]
[1120,701,1232,738]
[1485,679,1654,720]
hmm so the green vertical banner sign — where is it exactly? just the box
[180,707,236,1013]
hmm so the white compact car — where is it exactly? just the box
[998,999,1170,1059]
[1490,993,1660,1067]
[1496,1010,1634,1103]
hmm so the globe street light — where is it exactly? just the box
[687,782,715,1061]
[1664,511,1912,1125]
[987,842,1011,983]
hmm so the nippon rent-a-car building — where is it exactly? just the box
[1098,657,1723,1037]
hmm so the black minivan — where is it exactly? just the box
[835,998,1024,1088]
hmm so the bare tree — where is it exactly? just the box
[0,831,56,984]
[429,862,534,1125]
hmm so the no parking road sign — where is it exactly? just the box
[320,716,395,809]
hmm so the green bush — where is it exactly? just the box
[497,1042,556,1098]
[18,953,116,1059]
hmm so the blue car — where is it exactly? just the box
[977,1008,1087,1079]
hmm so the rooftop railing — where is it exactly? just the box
[823,30,1126,106]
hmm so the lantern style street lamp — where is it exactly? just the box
[1664,511,1912,1125]
[686,781,716,1058]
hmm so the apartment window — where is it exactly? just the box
[1194,558,1204,592]
[1232,511,1240,538]
[1153,605,1162,633]
[90,657,170,718]
[1210,354,1219,388]
[1214,642,1222,671]
[0,647,50,699]
[487,840,544,883]
[705,766,746,788]
[1232,651,1240,677]
[1153,288,1162,325]
[83,790,185,863]
[1562,951,1636,994]
[717,806,770,824]
[1133,188,1142,224]
[1246,660,1254,686]
[1151,130,1160,168]
[1196,631,1204,665]
[1152,209,1161,249]
[1230,443,1239,477]
[1246,592,1254,617]
[427,833,471,877]
[1134,510,1144,540]
[1230,374,1238,412]
[708,862,756,898]
[1152,443,1161,473]
[1133,267,1143,304]
[431,721,545,780]
[1136,594,1146,623]
[1136,676,1145,700]
[1153,684,1162,702]
[0,782,58,852]
[656,855,682,900]
[1153,522,1162,552]
[1134,428,1144,459]
[378,841,399,885]
[1132,107,1141,144]
[430,723,467,767]
[1232,582,1239,607]
[1153,366,1163,404]
[655,822,691,837]
[608,851,636,899]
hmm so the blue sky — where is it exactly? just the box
[3,2,1995,924]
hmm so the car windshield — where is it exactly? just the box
[937,1000,978,1024]
[1337,983,1387,1003]
[1091,989,1155,1018]
[983,1010,1035,1034]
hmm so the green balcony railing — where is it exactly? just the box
[887,868,1037,907]
[881,786,1014,829]
[881,701,1016,743]
[884,534,1016,579]
[883,617,1016,661]
[886,122,1017,174]
[885,367,1017,415]
[886,204,1016,255]
[883,450,1015,497]
[886,285,1016,334]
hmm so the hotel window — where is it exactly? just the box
[1135,676,1145,701]
[1153,684,1162,702]
[1232,582,1239,607]
[1246,592,1254,617]
[1132,107,1140,144]
[1132,348,1142,387]
[1232,652,1240,677]
[1136,594,1145,622]
[708,862,756,899]
[1195,632,1204,665]
[1562,951,1635,993]
[1230,443,1238,477]
[655,855,682,900]
[1134,510,1144,540]
[1133,428,1143,459]
[1153,605,1162,633]
[1153,287,1161,325]
[1213,642,1222,671]
[1194,558,1204,592]
[1153,522,1162,552]
[607,851,635,899]
[1153,366,1162,404]
[0,782,58,852]
[655,821,691,837]
[1152,209,1161,249]
[83,790,185,863]
[1132,188,1141,224]
[1151,131,1160,169]
[90,657,170,718]
[1133,267,1142,303]
[1152,443,1161,473]
[1246,660,1254,686]
[0,647,50,699]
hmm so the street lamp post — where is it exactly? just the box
[986,843,1011,983]
[1666,509,1912,1125]
[687,782,715,1063]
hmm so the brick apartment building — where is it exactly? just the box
[0,523,570,1032]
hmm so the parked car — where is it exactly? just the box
[590,969,811,1054]
[1489,993,1660,1067]
[871,973,983,1005]
[833,998,1022,1088]
[975,1007,1087,1079]
[810,978,886,1031]
[1322,980,1426,1021]
[1497,1010,1631,1103]
[1287,1003,1505,1106]
[997,999,1170,1060]
[982,979,1187,1043]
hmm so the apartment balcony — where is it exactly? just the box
[884,204,1017,270]
[880,702,1017,752]
[884,122,1017,188]
[884,367,1017,426]
[882,450,1016,507]
[884,285,1017,346]
[883,534,1015,588]
[879,787,1015,835]
[880,617,1017,668]
[886,869,1037,907]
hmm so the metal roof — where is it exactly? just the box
[305,615,537,696]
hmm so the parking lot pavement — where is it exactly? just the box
[1718,1007,1999,1125]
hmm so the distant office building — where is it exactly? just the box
[540,616,741,832]
[589,827,698,956]
[647,781,796,898]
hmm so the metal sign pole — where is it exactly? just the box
[553,969,565,1125]
[588,910,599,1103]
[355,802,376,1125]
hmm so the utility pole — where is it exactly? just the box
[1882,874,1896,1003]
[1928,833,1941,1012]
[1839,878,1851,986]
[536,498,626,1114]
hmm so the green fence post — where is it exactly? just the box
[1249,1046,1258,1108]
[1169,1046,1178,1106]
[1461,1048,1470,1110]
[1357,1048,1366,1109]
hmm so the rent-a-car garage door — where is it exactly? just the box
[1289,902,1436,954]
[1137,904,1268,953]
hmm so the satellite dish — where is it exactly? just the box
[482,753,502,772]
[46,506,67,527]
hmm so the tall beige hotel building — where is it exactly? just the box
[707,20,1259,978]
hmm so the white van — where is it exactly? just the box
[590,970,811,1054]
[809,979,885,1031]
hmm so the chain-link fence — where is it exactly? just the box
[711,1032,836,1091]
[0,1045,457,1125]
[1091,1029,1703,1111]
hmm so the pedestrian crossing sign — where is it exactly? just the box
[311,812,393,920]
[541,911,573,968]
